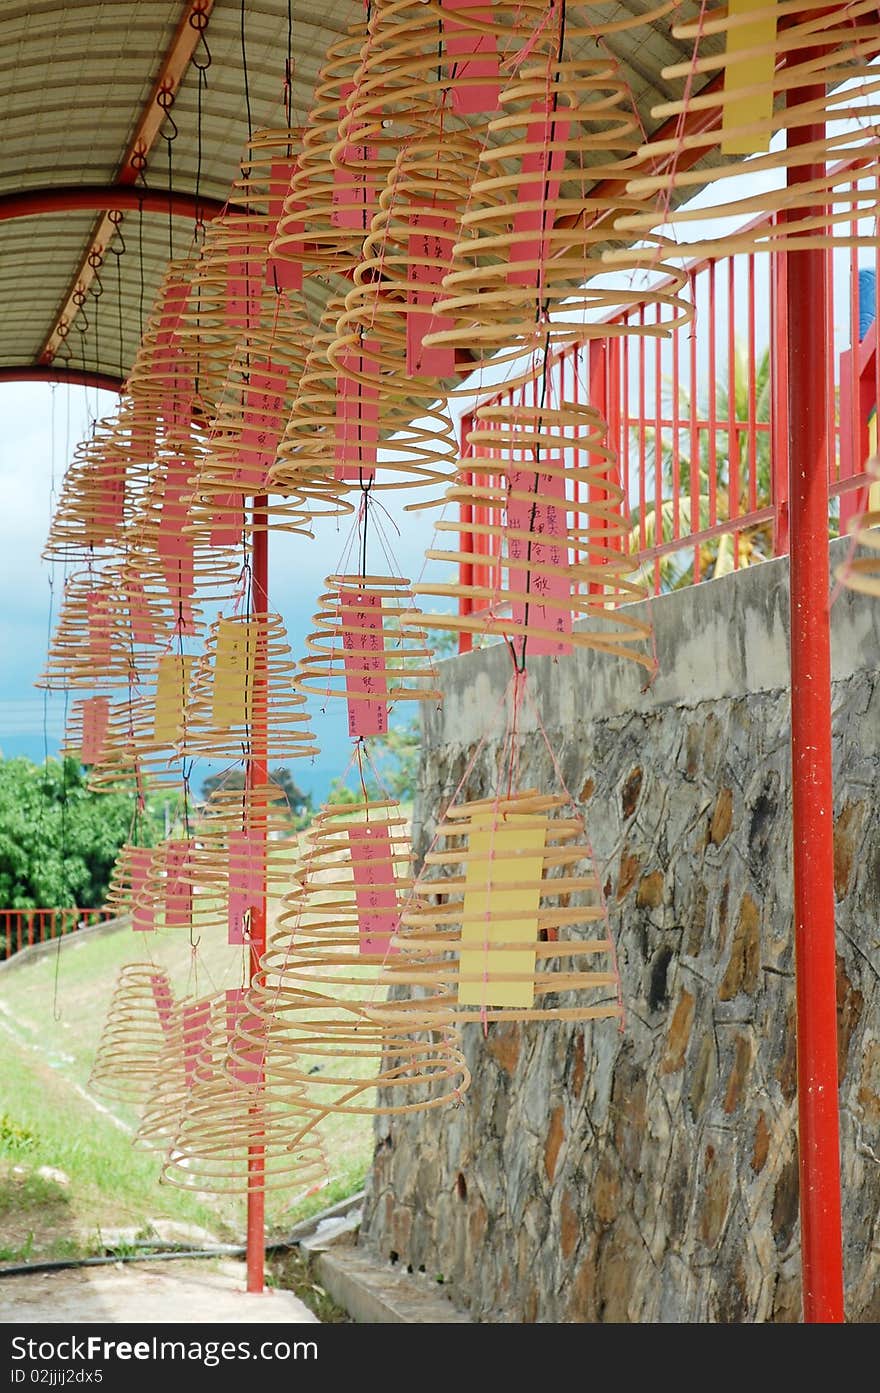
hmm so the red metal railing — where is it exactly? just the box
[0,908,114,960]
[457,161,880,644]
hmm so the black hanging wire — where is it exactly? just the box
[240,0,253,143]
[158,88,179,262]
[191,7,211,245]
[88,252,104,388]
[107,212,127,382]
[285,0,293,132]
[537,0,567,328]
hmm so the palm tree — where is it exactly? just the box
[627,341,773,591]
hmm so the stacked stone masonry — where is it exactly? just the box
[360,538,880,1322]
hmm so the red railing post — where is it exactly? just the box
[785,77,845,1323]
[772,235,790,555]
[458,412,475,655]
[245,500,269,1297]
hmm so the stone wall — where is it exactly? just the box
[359,540,880,1322]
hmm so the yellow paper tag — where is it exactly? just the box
[721,0,777,156]
[211,619,257,728]
[458,811,545,1009]
[153,654,193,743]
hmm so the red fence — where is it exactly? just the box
[0,908,114,959]
[458,161,880,643]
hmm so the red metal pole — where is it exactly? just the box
[785,79,845,1324]
[245,501,269,1295]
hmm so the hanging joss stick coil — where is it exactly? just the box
[611,0,880,259]
[84,652,196,794]
[160,993,329,1196]
[294,575,442,731]
[125,259,207,444]
[135,991,237,1153]
[344,0,677,138]
[400,398,654,668]
[331,129,488,403]
[270,22,435,277]
[137,838,225,938]
[185,320,350,540]
[385,789,623,1024]
[430,54,691,370]
[88,963,176,1105]
[123,446,244,620]
[104,842,161,931]
[179,612,319,764]
[270,297,458,501]
[43,406,152,563]
[180,781,297,909]
[228,798,470,1142]
[36,569,154,691]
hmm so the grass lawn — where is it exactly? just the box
[0,853,378,1262]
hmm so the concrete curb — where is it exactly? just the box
[314,1244,472,1323]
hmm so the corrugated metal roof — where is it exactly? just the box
[0,1,721,384]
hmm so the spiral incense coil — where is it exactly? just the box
[430,56,690,366]
[401,397,654,668]
[337,130,488,393]
[271,297,458,498]
[181,780,297,909]
[104,842,161,931]
[138,838,226,938]
[125,259,207,442]
[294,574,441,729]
[228,799,470,1133]
[612,1,880,259]
[185,322,349,535]
[85,654,196,794]
[123,447,244,617]
[134,993,216,1151]
[43,409,152,563]
[160,993,329,1197]
[88,963,176,1105]
[179,612,319,764]
[271,23,436,276]
[62,695,113,768]
[36,570,149,691]
[385,789,622,1025]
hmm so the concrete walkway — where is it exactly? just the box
[0,1259,318,1324]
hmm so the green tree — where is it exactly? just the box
[0,756,154,910]
[629,341,774,590]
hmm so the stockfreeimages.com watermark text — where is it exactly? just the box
[10,1335,317,1377]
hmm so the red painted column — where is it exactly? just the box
[785,83,845,1323]
[245,502,269,1295]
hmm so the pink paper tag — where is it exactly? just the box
[266,254,302,292]
[335,341,381,481]
[340,588,388,736]
[332,88,378,231]
[227,831,264,945]
[225,988,263,1086]
[86,592,112,661]
[130,847,154,933]
[442,0,501,115]
[406,204,458,377]
[156,281,188,347]
[236,363,289,482]
[150,972,174,1033]
[97,461,126,534]
[80,696,109,764]
[226,253,261,328]
[182,1000,212,1085]
[209,493,245,547]
[349,823,400,955]
[507,462,572,655]
[163,839,193,928]
[509,106,571,288]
